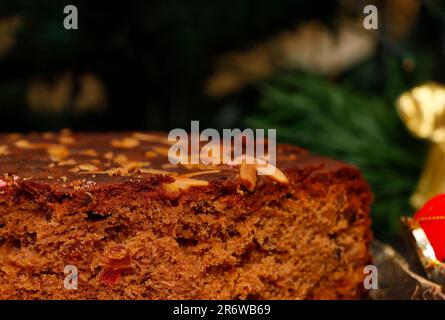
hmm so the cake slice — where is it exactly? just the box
[0,131,372,299]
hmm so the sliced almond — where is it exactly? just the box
[59,136,75,145]
[232,154,289,185]
[69,166,80,173]
[257,165,289,184]
[144,151,157,159]
[111,137,140,149]
[152,146,169,156]
[113,154,129,165]
[103,152,114,160]
[112,154,150,171]
[239,163,257,191]
[78,164,99,172]
[163,176,209,194]
[0,145,10,156]
[106,167,129,176]
[47,145,70,162]
[58,159,77,166]
[15,139,59,151]
[14,139,35,149]
[80,149,98,157]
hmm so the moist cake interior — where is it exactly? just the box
[0,131,372,299]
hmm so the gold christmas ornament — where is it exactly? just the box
[396,83,445,209]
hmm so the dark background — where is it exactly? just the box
[0,0,337,131]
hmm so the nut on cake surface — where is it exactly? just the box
[0,131,372,299]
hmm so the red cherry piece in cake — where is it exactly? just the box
[100,267,121,285]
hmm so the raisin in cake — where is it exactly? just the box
[0,131,372,299]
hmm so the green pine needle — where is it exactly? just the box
[247,73,426,239]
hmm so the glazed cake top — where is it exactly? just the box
[0,130,354,193]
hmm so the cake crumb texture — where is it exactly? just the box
[0,131,372,299]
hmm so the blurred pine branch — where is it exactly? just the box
[247,73,426,239]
